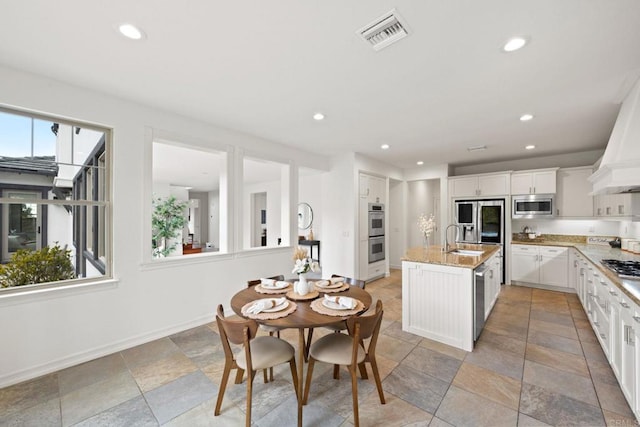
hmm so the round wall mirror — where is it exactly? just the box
[297,203,313,229]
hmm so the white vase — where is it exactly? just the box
[296,273,309,296]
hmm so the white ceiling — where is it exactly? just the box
[2,1,640,170]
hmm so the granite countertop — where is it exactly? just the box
[512,238,640,304]
[403,244,500,269]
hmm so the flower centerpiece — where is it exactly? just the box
[292,246,320,295]
[418,213,436,248]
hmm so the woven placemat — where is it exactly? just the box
[254,283,292,294]
[285,289,319,301]
[310,298,365,316]
[241,300,297,320]
[314,283,349,293]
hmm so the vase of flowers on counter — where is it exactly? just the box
[418,213,436,248]
[292,246,320,295]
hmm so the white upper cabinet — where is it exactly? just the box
[449,173,509,197]
[360,173,385,204]
[511,169,557,195]
[556,167,594,217]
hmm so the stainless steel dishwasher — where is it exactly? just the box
[474,264,487,341]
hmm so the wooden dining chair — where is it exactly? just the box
[247,274,286,382]
[215,304,299,427]
[304,274,366,360]
[303,300,385,427]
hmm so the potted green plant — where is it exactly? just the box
[152,195,188,258]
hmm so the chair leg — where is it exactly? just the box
[289,358,300,401]
[370,359,386,404]
[246,370,255,427]
[263,368,268,383]
[304,328,314,362]
[214,364,232,416]
[303,358,316,405]
[349,364,360,427]
[235,368,244,384]
[333,364,340,379]
[358,362,368,379]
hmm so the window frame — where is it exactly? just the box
[0,106,113,295]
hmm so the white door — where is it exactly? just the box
[2,190,42,262]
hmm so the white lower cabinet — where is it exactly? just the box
[577,254,640,421]
[511,245,568,287]
[484,253,501,320]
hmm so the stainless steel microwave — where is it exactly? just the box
[512,194,555,218]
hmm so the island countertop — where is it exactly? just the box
[402,244,500,269]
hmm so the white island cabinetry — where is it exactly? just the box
[402,246,500,351]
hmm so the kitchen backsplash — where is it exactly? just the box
[512,219,639,239]
[512,233,589,244]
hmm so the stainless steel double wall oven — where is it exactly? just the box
[368,203,385,263]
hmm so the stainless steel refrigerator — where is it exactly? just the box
[454,199,505,283]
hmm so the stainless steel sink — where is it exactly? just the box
[448,249,484,256]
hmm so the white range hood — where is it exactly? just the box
[590,77,640,194]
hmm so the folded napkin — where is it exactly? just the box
[260,278,276,286]
[275,280,291,288]
[324,294,356,309]
[247,297,286,314]
[330,277,345,284]
[315,280,330,287]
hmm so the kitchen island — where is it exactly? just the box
[402,244,501,351]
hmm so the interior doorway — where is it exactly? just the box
[251,192,267,247]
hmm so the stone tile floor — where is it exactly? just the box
[1,270,638,426]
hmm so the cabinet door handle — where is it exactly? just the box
[610,290,618,296]
[600,333,607,340]
[600,281,608,287]
[620,301,630,309]
[625,325,630,344]
[633,316,640,324]
[594,321,600,327]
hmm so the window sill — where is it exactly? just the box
[0,278,119,307]
[140,251,234,271]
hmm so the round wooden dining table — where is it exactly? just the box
[230,285,372,427]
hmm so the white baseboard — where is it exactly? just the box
[511,281,577,294]
[0,314,212,388]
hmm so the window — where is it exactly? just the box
[0,108,111,292]
[151,140,227,258]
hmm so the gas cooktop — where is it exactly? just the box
[602,259,640,280]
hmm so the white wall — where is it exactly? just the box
[321,154,356,278]
[208,190,220,248]
[0,65,330,387]
[388,179,406,269]
[298,173,323,240]
[407,179,441,249]
[404,163,450,246]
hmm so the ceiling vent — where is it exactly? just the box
[358,9,409,51]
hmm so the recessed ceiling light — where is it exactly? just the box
[520,113,534,121]
[381,144,390,150]
[313,112,325,121]
[417,161,424,165]
[118,23,145,40]
[503,36,528,52]
[525,145,536,150]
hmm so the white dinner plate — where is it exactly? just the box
[322,299,351,310]
[316,281,343,289]
[262,281,289,289]
[261,300,289,313]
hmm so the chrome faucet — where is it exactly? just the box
[444,224,462,252]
